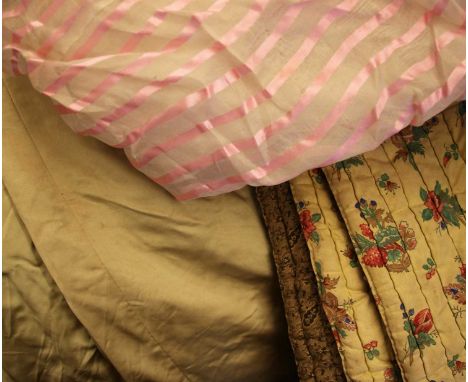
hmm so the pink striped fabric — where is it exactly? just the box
[3,0,465,200]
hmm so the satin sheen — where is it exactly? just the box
[3,0,466,199]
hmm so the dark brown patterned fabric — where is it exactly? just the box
[256,184,346,382]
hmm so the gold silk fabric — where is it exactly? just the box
[3,75,297,382]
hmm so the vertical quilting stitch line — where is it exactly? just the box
[257,186,315,378]
[440,111,466,165]
[277,183,346,382]
[441,109,466,163]
[306,171,377,382]
[425,126,465,210]
[284,182,347,380]
[376,145,466,341]
[291,173,364,381]
[338,163,440,379]
[395,128,465,266]
[344,168,433,382]
[346,174,434,381]
[361,153,459,378]
[321,168,410,382]
[271,185,319,381]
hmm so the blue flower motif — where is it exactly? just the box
[400,303,405,310]
[370,200,377,207]
[360,198,366,204]
[355,202,361,209]
[402,313,408,319]
[298,201,305,209]
[408,308,414,316]
[440,221,447,230]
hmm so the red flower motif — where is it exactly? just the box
[299,210,316,240]
[443,153,451,167]
[455,360,466,370]
[359,224,375,240]
[460,263,466,279]
[413,308,433,335]
[362,246,387,267]
[426,268,436,280]
[384,367,395,381]
[424,191,444,222]
[363,340,378,350]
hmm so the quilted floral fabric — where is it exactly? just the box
[290,171,399,381]
[287,102,466,381]
[256,184,346,382]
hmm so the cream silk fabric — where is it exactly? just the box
[3,0,466,199]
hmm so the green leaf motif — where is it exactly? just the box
[311,231,320,244]
[420,187,428,201]
[422,208,433,221]
[408,334,418,351]
[312,213,321,223]
[403,321,411,333]
[407,141,425,156]
[354,234,375,252]
[375,226,400,247]
[434,181,442,195]
[380,173,389,181]
[387,249,402,262]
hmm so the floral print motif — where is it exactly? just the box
[391,121,435,169]
[362,340,380,360]
[422,258,436,280]
[448,354,466,376]
[384,367,395,381]
[315,262,356,345]
[443,143,460,167]
[340,244,359,268]
[420,181,465,231]
[309,168,325,184]
[401,305,438,365]
[444,257,466,318]
[331,155,364,180]
[297,201,321,244]
[377,173,400,195]
[353,199,417,272]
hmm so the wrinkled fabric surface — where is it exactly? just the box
[3,75,298,382]
[3,0,466,199]
[3,185,123,382]
[290,171,397,381]
[256,184,346,382]
[282,102,466,381]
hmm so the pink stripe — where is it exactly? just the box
[35,2,91,59]
[69,0,141,60]
[61,0,228,115]
[83,0,271,138]
[153,0,405,185]
[176,26,463,200]
[321,27,466,166]
[8,0,65,74]
[132,0,358,167]
[43,0,194,98]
